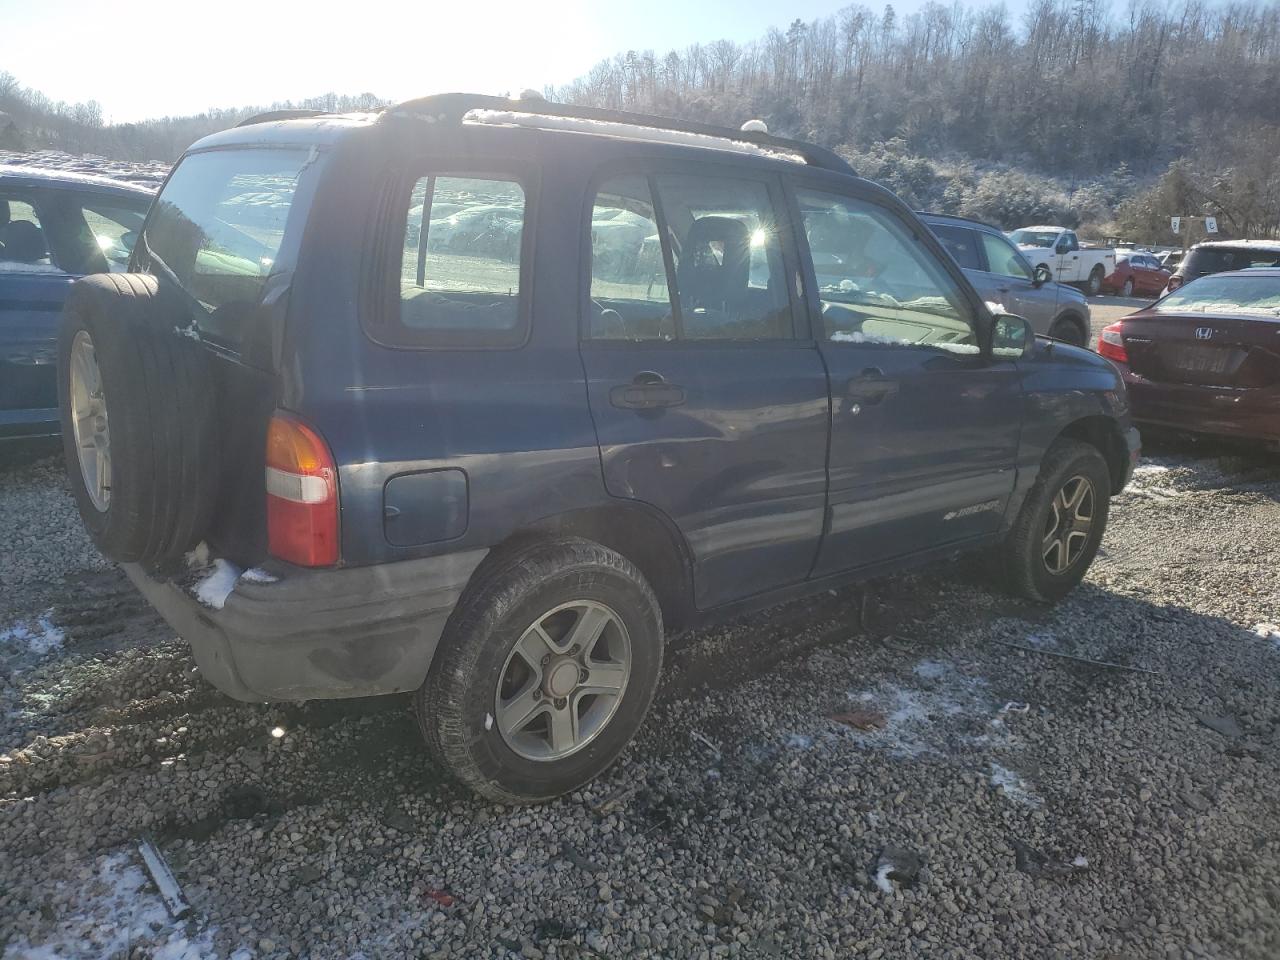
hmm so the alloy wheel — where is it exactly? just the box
[69,330,112,511]
[495,600,631,761]
[1042,475,1095,575]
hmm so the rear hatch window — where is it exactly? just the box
[1181,245,1280,278]
[142,147,318,349]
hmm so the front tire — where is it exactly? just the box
[416,537,664,803]
[1001,440,1111,602]
[1048,316,1087,347]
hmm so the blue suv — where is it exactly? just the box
[58,95,1139,802]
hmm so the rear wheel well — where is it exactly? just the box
[488,505,694,633]
[1056,416,1127,492]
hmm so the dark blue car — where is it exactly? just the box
[0,166,153,441]
[56,95,1139,802]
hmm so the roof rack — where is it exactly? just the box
[384,93,856,176]
[236,109,330,128]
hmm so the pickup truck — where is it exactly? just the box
[1008,226,1116,296]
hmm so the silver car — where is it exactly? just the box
[922,213,1092,347]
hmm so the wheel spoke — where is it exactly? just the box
[567,605,612,655]
[1043,537,1065,573]
[498,682,547,738]
[515,624,555,669]
[578,660,626,695]
[547,703,579,754]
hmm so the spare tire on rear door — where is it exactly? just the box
[58,273,218,568]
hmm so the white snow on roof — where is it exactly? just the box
[464,110,806,164]
[1193,239,1280,249]
[0,163,154,192]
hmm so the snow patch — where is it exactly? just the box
[990,763,1043,807]
[193,559,242,610]
[0,613,64,655]
[874,863,895,894]
[239,567,279,585]
[913,659,949,680]
[184,542,210,569]
[786,733,813,750]
[1024,631,1058,650]
[1132,463,1170,476]
[0,851,222,960]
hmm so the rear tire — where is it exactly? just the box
[1001,440,1111,603]
[1086,266,1105,296]
[58,274,218,567]
[416,537,664,803]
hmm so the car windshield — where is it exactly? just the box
[1009,229,1058,248]
[1156,274,1280,316]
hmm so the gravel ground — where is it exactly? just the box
[1,438,1278,960]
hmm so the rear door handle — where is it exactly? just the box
[610,371,686,410]
[846,367,899,405]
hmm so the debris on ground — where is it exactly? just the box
[873,846,923,893]
[831,708,887,730]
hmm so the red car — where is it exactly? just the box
[1102,250,1171,298]
[1098,269,1280,446]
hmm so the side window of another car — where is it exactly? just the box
[0,196,55,272]
[586,171,795,341]
[397,175,527,346]
[79,198,148,273]
[978,231,1034,281]
[795,188,978,352]
[929,224,982,270]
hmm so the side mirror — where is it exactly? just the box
[991,313,1034,358]
[1033,263,1053,286]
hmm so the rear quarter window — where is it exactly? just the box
[142,147,315,348]
[381,174,529,348]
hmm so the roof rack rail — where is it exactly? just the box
[384,93,855,176]
[236,109,329,128]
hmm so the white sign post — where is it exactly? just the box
[1170,216,1181,234]
[1205,216,1218,234]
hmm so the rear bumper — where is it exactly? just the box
[124,549,488,702]
[1123,372,1280,443]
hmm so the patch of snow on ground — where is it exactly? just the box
[913,659,949,680]
[194,559,242,610]
[1133,463,1171,476]
[874,863,895,894]
[1252,623,1280,649]
[0,612,63,655]
[841,671,993,758]
[0,851,219,959]
[786,733,813,750]
[1024,631,1058,649]
[239,567,279,584]
[990,763,1043,807]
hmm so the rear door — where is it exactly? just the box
[580,166,831,610]
[791,181,1022,575]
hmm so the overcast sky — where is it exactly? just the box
[4,0,960,122]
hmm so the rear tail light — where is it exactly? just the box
[1097,322,1129,365]
[1166,275,1183,292]
[265,412,338,566]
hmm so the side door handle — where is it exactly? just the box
[610,371,686,410]
[846,367,899,405]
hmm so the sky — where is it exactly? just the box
[2,0,949,123]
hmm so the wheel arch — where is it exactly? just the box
[1054,415,1129,493]
[485,501,696,633]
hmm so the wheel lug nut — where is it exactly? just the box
[580,669,589,682]
[541,655,550,665]
[555,697,567,709]
[569,645,579,655]
[533,689,542,699]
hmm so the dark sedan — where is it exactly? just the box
[1,166,154,442]
[1098,269,1280,446]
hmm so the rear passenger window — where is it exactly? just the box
[397,176,525,346]
[929,224,981,271]
[586,172,794,341]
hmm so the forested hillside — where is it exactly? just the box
[5,0,1280,240]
